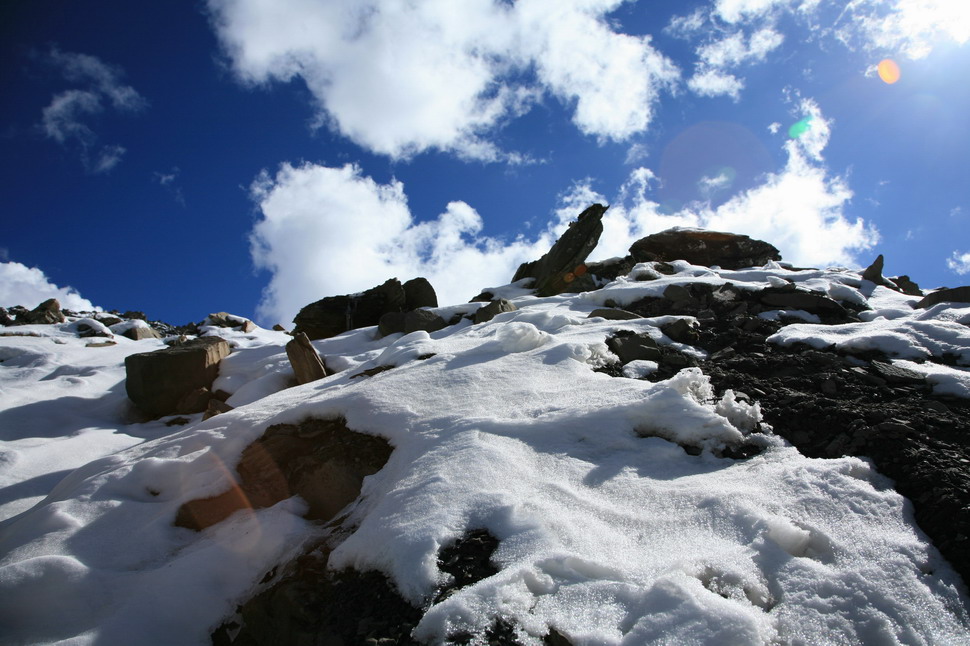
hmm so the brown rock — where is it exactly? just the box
[285,332,328,385]
[629,229,780,269]
[512,204,607,296]
[123,326,162,341]
[175,417,392,530]
[206,312,256,332]
[586,308,641,321]
[203,399,234,421]
[19,298,65,325]
[125,336,230,418]
[474,299,517,324]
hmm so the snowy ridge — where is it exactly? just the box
[1,260,969,644]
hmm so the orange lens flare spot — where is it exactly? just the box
[878,59,901,84]
[563,272,575,283]
[574,264,588,277]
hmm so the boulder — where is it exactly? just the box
[175,417,392,530]
[403,309,446,334]
[759,288,847,318]
[915,286,970,309]
[378,311,407,337]
[293,278,408,340]
[123,326,162,341]
[285,332,328,385]
[202,399,234,421]
[629,229,780,269]
[205,312,257,333]
[512,204,607,296]
[607,331,661,364]
[18,298,65,325]
[474,299,518,324]
[124,336,230,418]
[403,277,438,310]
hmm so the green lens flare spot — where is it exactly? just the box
[788,116,813,139]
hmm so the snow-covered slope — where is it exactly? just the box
[1,260,969,645]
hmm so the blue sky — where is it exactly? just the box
[1,0,968,326]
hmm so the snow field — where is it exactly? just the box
[1,262,969,644]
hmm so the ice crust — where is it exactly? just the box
[1,265,969,645]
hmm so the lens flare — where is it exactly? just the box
[788,116,813,139]
[878,59,901,84]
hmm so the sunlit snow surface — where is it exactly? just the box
[1,262,969,645]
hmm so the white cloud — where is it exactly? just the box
[575,99,877,269]
[0,261,98,311]
[39,49,146,173]
[206,0,678,161]
[249,162,557,325]
[153,167,185,206]
[947,251,970,275]
[842,0,970,60]
[687,69,745,100]
[768,122,782,133]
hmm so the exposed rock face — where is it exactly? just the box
[512,204,607,296]
[122,326,162,341]
[629,229,781,269]
[916,286,970,309]
[606,330,661,364]
[285,332,328,385]
[175,417,392,531]
[124,336,230,418]
[18,298,65,325]
[293,277,439,340]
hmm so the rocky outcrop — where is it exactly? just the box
[17,298,65,325]
[862,255,922,296]
[629,229,781,269]
[205,312,256,333]
[293,278,439,340]
[285,332,328,385]
[175,417,392,531]
[606,330,661,364]
[915,286,970,309]
[124,336,230,418]
[513,204,607,296]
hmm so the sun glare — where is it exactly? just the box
[878,59,901,84]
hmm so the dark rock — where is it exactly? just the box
[915,286,970,309]
[403,277,438,310]
[870,360,926,385]
[124,336,230,418]
[285,332,328,385]
[175,387,213,415]
[861,254,886,284]
[661,318,699,344]
[165,416,191,427]
[0,307,13,326]
[629,229,780,269]
[404,309,447,334]
[435,529,500,603]
[862,255,923,296]
[203,399,234,421]
[122,310,147,321]
[512,204,607,296]
[176,417,392,530]
[378,311,407,337]
[889,275,922,296]
[607,331,661,364]
[74,321,111,338]
[759,288,847,319]
[663,284,694,303]
[271,324,287,332]
[96,315,123,326]
[586,308,641,321]
[586,256,635,282]
[293,278,407,340]
[474,299,517,324]
[18,298,64,325]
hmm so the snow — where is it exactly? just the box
[1,266,969,645]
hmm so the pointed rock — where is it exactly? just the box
[18,298,65,325]
[512,204,607,296]
[862,254,886,284]
[285,332,328,385]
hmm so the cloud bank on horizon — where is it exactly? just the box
[0,260,98,312]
